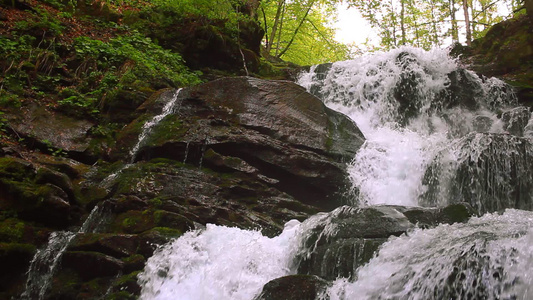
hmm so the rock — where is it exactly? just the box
[0,157,76,227]
[437,69,483,111]
[296,206,413,280]
[255,275,329,300]
[0,243,36,296]
[7,103,94,156]
[458,15,533,106]
[99,159,319,236]
[296,204,474,280]
[35,167,76,201]
[116,77,365,210]
[69,233,139,258]
[500,106,531,136]
[61,251,124,280]
[421,132,533,214]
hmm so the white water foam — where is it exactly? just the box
[138,220,302,300]
[325,209,533,300]
[298,46,516,207]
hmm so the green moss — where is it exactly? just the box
[0,219,26,243]
[114,210,155,234]
[0,242,36,257]
[0,157,34,181]
[150,227,183,239]
[144,114,188,147]
[105,290,137,300]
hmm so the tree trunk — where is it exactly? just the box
[463,0,472,46]
[266,0,285,54]
[526,0,533,21]
[401,0,406,45]
[430,0,439,46]
[276,0,315,58]
[450,0,459,42]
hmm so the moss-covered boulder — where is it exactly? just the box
[458,15,533,106]
[114,77,365,210]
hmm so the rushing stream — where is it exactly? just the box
[137,46,533,299]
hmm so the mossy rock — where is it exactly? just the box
[113,210,156,234]
[0,242,36,295]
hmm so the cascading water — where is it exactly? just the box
[137,47,533,299]
[326,210,533,300]
[130,88,183,163]
[21,205,109,300]
[100,88,184,189]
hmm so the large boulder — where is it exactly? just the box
[255,275,329,300]
[7,103,95,161]
[296,204,474,280]
[457,15,533,106]
[421,133,533,214]
[114,77,365,210]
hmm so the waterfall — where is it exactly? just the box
[137,47,533,299]
[138,221,302,300]
[130,88,183,163]
[298,46,518,207]
[21,205,109,300]
[326,209,533,300]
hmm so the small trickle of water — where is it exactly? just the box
[21,231,76,300]
[130,88,183,162]
[183,142,190,164]
[99,163,133,190]
[21,205,109,300]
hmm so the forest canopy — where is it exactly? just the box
[260,0,527,63]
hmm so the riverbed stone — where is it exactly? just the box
[255,275,329,300]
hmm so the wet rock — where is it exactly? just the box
[61,251,124,280]
[99,159,320,236]
[35,167,76,201]
[69,233,139,258]
[255,275,329,300]
[458,15,533,105]
[7,103,94,155]
[421,132,533,214]
[0,243,36,296]
[501,106,531,136]
[296,206,413,280]
[296,204,474,280]
[117,77,365,210]
[473,115,494,132]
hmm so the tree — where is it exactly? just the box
[260,0,350,64]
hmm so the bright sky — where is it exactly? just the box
[334,3,378,45]
[333,2,513,50]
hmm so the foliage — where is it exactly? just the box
[260,0,351,65]
[129,0,252,39]
[345,0,525,51]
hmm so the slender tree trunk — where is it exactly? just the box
[401,0,406,45]
[266,0,285,54]
[430,0,439,46]
[527,0,533,20]
[274,1,286,56]
[276,0,315,58]
[463,0,472,46]
[390,0,397,47]
[450,0,459,42]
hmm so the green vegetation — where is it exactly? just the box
[346,0,527,50]
[260,0,351,64]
